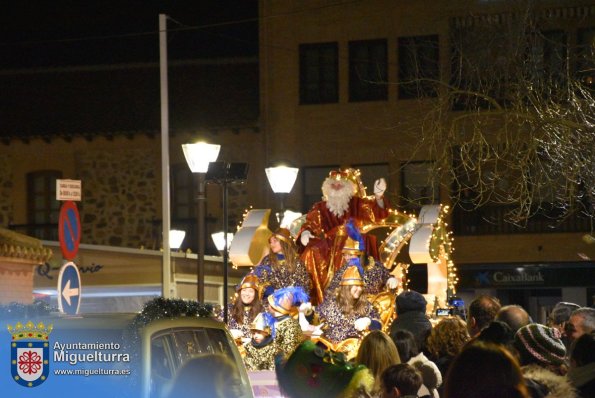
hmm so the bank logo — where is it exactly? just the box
[8,321,53,387]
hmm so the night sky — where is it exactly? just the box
[0,1,259,68]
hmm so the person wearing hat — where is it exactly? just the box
[316,264,381,345]
[267,286,309,359]
[325,219,398,300]
[389,290,432,353]
[276,340,375,398]
[222,274,264,344]
[296,168,392,305]
[252,228,311,300]
[243,312,278,371]
[514,323,578,398]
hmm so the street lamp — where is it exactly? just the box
[207,162,248,323]
[265,166,299,223]
[212,230,234,311]
[168,229,185,298]
[182,142,220,303]
[211,231,234,253]
[169,229,186,251]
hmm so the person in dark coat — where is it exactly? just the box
[514,324,577,398]
[389,290,432,352]
[568,331,595,398]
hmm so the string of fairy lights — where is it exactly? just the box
[231,201,460,297]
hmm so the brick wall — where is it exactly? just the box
[77,148,159,248]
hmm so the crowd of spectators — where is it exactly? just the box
[279,290,594,398]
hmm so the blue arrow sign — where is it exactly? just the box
[57,262,81,315]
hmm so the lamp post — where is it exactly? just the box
[168,229,185,298]
[211,231,234,321]
[265,166,299,224]
[207,162,248,323]
[182,142,221,302]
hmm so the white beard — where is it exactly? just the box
[322,178,355,217]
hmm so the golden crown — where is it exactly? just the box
[342,236,363,254]
[7,321,53,341]
[328,168,367,197]
[340,266,364,286]
[237,274,260,291]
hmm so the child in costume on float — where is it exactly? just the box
[252,228,311,299]
[219,274,263,343]
[243,312,278,371]
[316,262,381,345]
[267,286,309,359]
[325,219,398,299]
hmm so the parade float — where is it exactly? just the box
[227,168,459,396]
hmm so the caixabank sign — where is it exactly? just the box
[458,263,595,288]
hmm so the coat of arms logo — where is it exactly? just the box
[8,321,53,387]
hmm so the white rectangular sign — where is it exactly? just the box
[56,179,82,201]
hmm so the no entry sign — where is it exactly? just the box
[58,201,81,260]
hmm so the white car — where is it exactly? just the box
[2,309,253,398]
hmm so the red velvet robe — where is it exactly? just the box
[297,195,390,304]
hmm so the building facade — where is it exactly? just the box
[259,0,595,312]
[0,1,594,314]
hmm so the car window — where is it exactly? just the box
[150,327,251,398]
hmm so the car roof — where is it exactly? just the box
[5,312,226,331]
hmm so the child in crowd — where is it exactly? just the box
[380,363,424,398]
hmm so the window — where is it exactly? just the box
[400,162,439,209]
[349,39,388,101]
[577,28,594,88]
[171,164,195,220]
[528,30,568,93]
[27,170,62,240]
[299,42,339,104]
[449,23,510,110]
[398,35,440,99]
[542,30,567,80]
[302,165,338,211]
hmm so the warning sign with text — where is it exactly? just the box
[56,179,82,201]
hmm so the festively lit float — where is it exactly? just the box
[229,168,459,396]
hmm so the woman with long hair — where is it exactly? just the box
[356,330,401,394]
[253,228,311,298]
[316,265,380,344]
[222,274,264,342]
